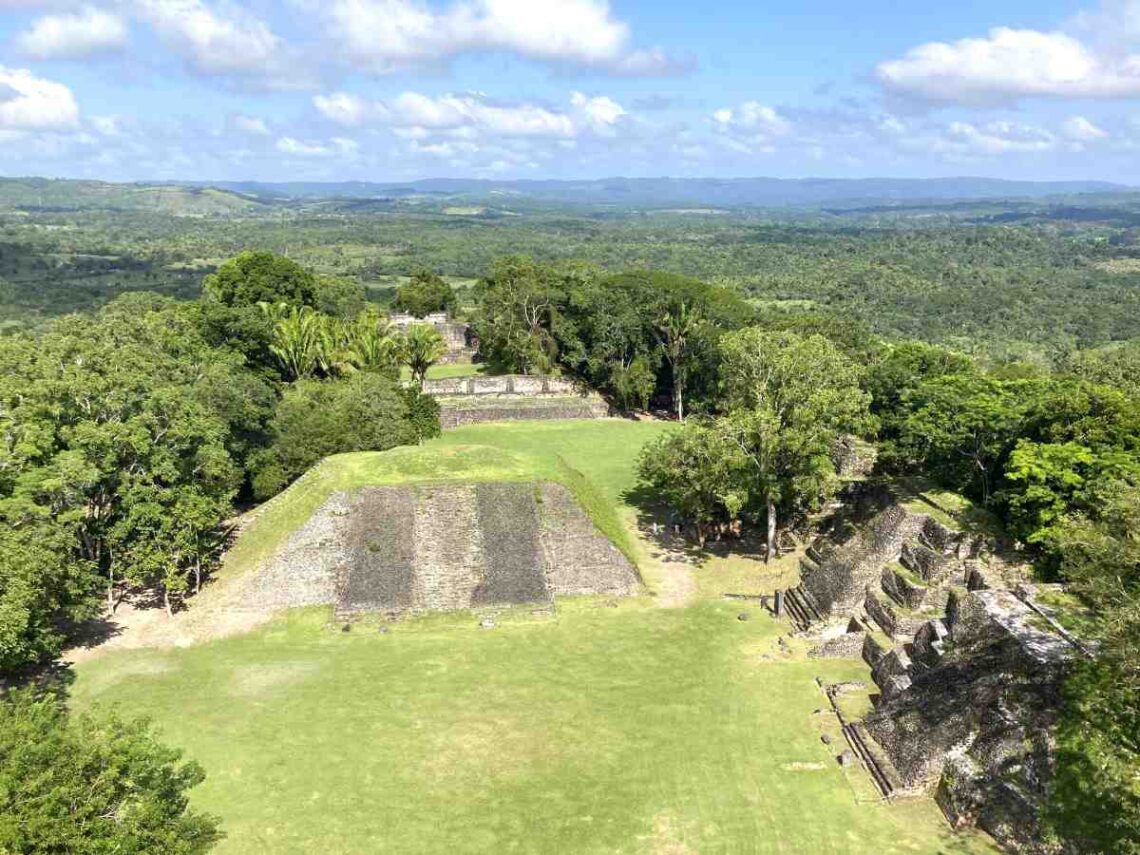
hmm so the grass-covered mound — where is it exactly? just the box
[223,420,673,599]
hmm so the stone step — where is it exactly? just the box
[798,585,826,621]
[842,721,902,799]
[782,590,812,632]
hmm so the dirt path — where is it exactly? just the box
[634,526,698,608]
[64,580,279,665]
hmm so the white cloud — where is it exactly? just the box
[0,66,80,131]
[887,120,1060,159]
[233,114,269,135]
[134,0,297,83]
[89,115,123,136]
[15,7,128,59]
[1062,114,1109,140]
[570,91,625,132]
[876,26,1140,104]
[276,136,358,157]
[712,102,792,136]
[315,91,624,139]
[392,92,575,136]
[321,0,681,75]
[944,121,1056,154]
[313,92,379,127]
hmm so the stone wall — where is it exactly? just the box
[422,375,586,397]
[438,396,611,429]
[239,481,638,616]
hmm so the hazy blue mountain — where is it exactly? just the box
[205,176,1131,207]
[0,175,1132,212]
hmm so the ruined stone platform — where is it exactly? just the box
[243,481,639,616]
[422,375,611,429]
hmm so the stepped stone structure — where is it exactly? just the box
[389,312,474,363]
[241,481,638,616]
[781,483,1085,853]
[422,375,611,429]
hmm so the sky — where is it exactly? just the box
[1,0,1140,183]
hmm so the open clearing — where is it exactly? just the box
[71,420,997,854]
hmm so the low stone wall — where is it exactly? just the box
[438,395,611,429]
[240,481,638,616]
[423,375,585,397]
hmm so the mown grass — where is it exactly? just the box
[73,602,994,855]
[399,362,487,380]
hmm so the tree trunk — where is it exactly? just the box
[163,588,173,618]
[766,497,777,563]
[674,374,684,422]
[193,556,201,595]
[107,567,116,614]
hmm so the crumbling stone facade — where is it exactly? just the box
[864,589,1074,853]
[389,312,474,363]
[779,483,1082,853]
[241,481,638,616]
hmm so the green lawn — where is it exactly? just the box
[72,420,995,855]
[400,363,488,380]
[73,602,992,855]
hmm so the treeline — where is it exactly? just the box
[471,256,757,415]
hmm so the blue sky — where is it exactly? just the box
[0,0,1138,182]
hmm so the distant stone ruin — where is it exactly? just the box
[780,483,1086,853]
[241,481,638,615]
[389,312,474,364]
[422,375,611,429]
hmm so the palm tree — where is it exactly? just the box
[265,305,326,381]
[401,324,447,387]
[654,302,703,422]
[345,308,400,376]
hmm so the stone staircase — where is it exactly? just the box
[782,583,824,632]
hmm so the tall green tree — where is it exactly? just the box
[344,307,400,376]
[0,689,223,853]
[0,519,98,674]
[265,304,329,381]
[655,302,704,422]
[0,299,242,622]
[637,421,750,540]
[720,328,872,558]
[394,267,456,318]
[203,251,318,309]
[891,375,1034,503]
[472,256,560,375]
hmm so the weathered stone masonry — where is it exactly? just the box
[239,481,639,616]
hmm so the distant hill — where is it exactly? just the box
[205,176,1132,208]
[0,177,268,214]
[0,175,1134,213]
